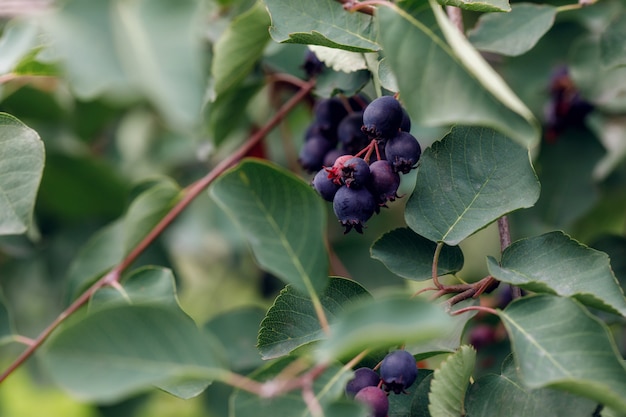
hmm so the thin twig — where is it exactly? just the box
[450,305,498,316]
[432,242,444,289]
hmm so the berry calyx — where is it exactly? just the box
[362,96,404,139]
[380,350,418,394]
[354,386,389,417]
[341,156,370,188]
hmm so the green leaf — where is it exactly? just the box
[0,18,39,74]
[437,0,510,12]
[211,2,271,97]
[262,0,379,52]
[41,305,227,403]
[499,295,626,413]
[0,113,45,235]
[378,2,539,148]
[316,294,455,362]
[487,231,626,317]
[388,369,433,417]
[468,3,556,56]
[257,277,372,360]
[428,345,476,417]
[89,266,181,311]
[0,289,16,345]
[230,356,357,417]
[601,11,626,68]
[204,306,267,372]
[371,227,464,281]
[404,126,540,246]
[465,355,598,417]
[209,159,329,295]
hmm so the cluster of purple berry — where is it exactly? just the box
[300,95,421,234]
[345,350,419,417]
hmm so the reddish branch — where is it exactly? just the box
[0,77,317,384]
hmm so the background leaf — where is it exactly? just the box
[600,11,626,68]
[404,126,540,245]
[0,18,39,74]
[499,295,626,413]
[487,231,626,316]
[316,294,455,362]
[465,355,598,417]
[41,305,227,403]
[428,345,476,417]
[468,3,556,56]
[257,277,371,359]
[437,0,510,12]
[209,159,329,295]
[0,113,45,235]
[0,289,16,345]
[262,0,379,52]
[371,227,464,280]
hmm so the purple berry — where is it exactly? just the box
[354,386,389,417]
[314,97,349,140]
[385,131,421,174]
[333,186,376,234]
[341,157,370,189]
[312,169,341,202]
[400,106,411,132]
[302,50,324,79]
[345,367,381,397]
[380,350,418,394]
[299,134,334,172]
[468,324,497,350]
[362,96,403,139]
[338,112,370,155]
[367,160,400,204]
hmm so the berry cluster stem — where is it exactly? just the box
[0,77,317,385]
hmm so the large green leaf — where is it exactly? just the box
[257,277,372,360]
[437,0,510,12]
[262,0,379,52]
[499,295,626,413]
[316,294,455,362]
[428,345,476,417]
[209,159,328,295]
[0,18,39,74]
[465,355,598,417]
[601,11,626,69]
[40,305,227,403]
[378,2,539,148]
[211,2,270,96]
[370,227,464,281]
[404,126,540,246]
[468,3,556,56]
[0,113,45,235]
[487,231,626,316]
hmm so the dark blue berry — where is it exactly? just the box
[314,97,349,140]
[362,96,403,139]
[341,157,370,188]
[385,131,421,174]
[400,106,411,132]
[312,169,341,202]
[302,50,324,79]
[333,186,376,234]
[338,112,370,155]
[367,160,400,204]
[354,386,389,417]
[299,134,334,172]
[380,350,418,394]
[345,367,381,398]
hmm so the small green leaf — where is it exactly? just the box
[0,113,45,235]
[499,295,626,413]
[210,159,329,295]
[468,3,556,56]
[316,294,455,362]
[429,345,476,417]
[465,355,598,417]
[404,126,540,246]
[257,277,372,360]
[41,305,227,403]
[211,2,271,96]
[263,0,379,52]
[601,11,626,68]
[371,227,464,280]
[487,231,626,316]
[437,0,510,12]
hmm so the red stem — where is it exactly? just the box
[0,77,317,384]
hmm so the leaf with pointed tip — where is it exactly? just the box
[468,3,556,56]
[0,113,45,236]
[437,0,510,12]
[378,3,539,148]
[210,159,328,295]
[499,295,626,413]
[466,355,598,417]
[404,126,540,246]
[487,231,626,317]
[258,277,371,360]
[263,0,379,52]
[371,227,464,280]
[428,345,476,417]
[316,294,455,362]
[41,305,227,403]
